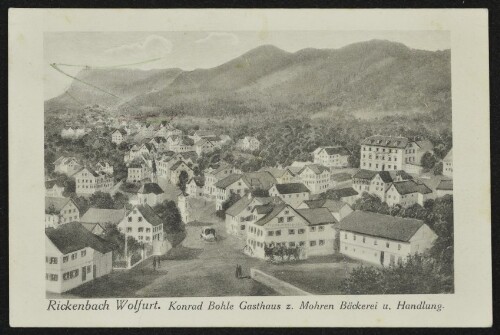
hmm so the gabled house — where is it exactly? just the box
[80,207,127,228]
[137,182,166,207]
[236,136,260,151]
[74,167,114,195]
[214,174,251,210]
[298,199,353,222]
[45,222,116,293]
[118,205,164,245]
[149,136,168,151]
[204,164,241,197]
[436,179,453,197]
[166,135,194,153]
[45,180,65,198]
[259,167,298,184]
[339,211,438,266]
[111,129,127,145]
[329,187,359,206]
[95,161,114,175]
[313,146,350,168]
[268,183,310,208]
[53,156,82,177]
[191,130,216,143]
[385,180,433,207]
[296,164,331,194]
[352,169,413,202]
[169,160,194,186]
[187,177,205,197]
[45,197,80,228]
[194,138,216,156]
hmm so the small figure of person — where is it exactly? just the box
[157,256,161,268]
[153,256,157,271]
[239,265,243,278]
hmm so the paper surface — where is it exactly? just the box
[9,8,491,327]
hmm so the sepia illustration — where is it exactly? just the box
[43,31,454,298]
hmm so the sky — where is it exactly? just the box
[44,30,450,100]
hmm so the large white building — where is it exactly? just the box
[118,205,164,245]
[74,167,114,195]
[339,211,438,267]
[214,174,251,210]
[45,222,115,293]
[360,136,433,173]
[296,164,331,194]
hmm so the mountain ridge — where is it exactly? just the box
[45,39,451,119]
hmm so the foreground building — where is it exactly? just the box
[45,222,116,293]
[118,205,164,244]
[339,211,438,267]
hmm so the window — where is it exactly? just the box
[138,217,143,222]
[374,240,378,246]
[287,217,293,222]
[298,229,305,234]
[48,257,58,264]
[353,234,357,241]
[278,217,284,223]
[319,240,325,246]
[63,256,69,263]
[240,225,245,231]
[81,250,86,257]
[146,228,151,233]
[47,274,58,281]
[362,237,366,243]
[139,236,143,240]
[276,230,281,236]
[310,241,317,247]
[289,242,296,247]
[398,244,401,251]
[344,233,347,239]
[138,227,144,232]
[268,231,274,236]
[128,217,132,222]
[386,242,390,248]
[71,253,77,260]
[299,241,305,246]
[288,229,295,235]
[63,269,79,281]
[318,226,324,232]
[127,227,132,233]
[310,227,316,232]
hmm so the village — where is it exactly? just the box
[45,108,454,297]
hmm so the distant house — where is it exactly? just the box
[191,130,216,143]
[186,177,205,197]
[268,183,310,208]
[127,160,150,183]
[259,167,298,184]
[111,129,127,145]
[443,149,453,179]
[313,146,350,168]
[166,135,194,153]
[236,136,260,151]
[45,197,80,228]
[329,187,359,206]
[45,180,65,198]
[436,179,453,197]
[74,167,114,195]
[352,169,413,202]
[169,160,194,186]
[296,164,331,194]
[149,136,168,151]
[194,138,216,156]
[330,172,352,188]
[339,211,438,266]
[53,156,82,177]
[385,180,433,207]
[45,222,116,293]
[80,207,127,227]
[242,171,278,192]
[95,161,114,175]
[214,174,251,210]
[118,205,165,246]
[298,199,353,222]
[61,126,86,139]
[137,182,166,207]
[204,164,241,197]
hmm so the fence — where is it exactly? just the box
[250,268,312,296]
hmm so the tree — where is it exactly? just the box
[421,152,437,170]
[113,192,130,209]
[353,193,390,215]
[216,193,242,219]
[177,170,189,195]
[89,191,115,209]
[433,161,443,175]
[153,200,184,233]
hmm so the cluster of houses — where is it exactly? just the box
[47,114,453,293]
[60,125,89,139]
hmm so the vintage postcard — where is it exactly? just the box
[9,9,491,327]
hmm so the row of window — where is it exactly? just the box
[363,147,399,153]
[361,162,398,170]
[363,154,398,161]
[248,239,326,248]
[344,233,402,250]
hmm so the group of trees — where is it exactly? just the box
[341,194,454,294]
[263,243,302,263]
[153,200,184,234]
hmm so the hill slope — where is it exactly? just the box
[45,40,451,118]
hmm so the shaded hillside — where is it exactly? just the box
[45,40,451,118]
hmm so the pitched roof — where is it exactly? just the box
[331,187,359,197]
[331,173,352,182]
[302,199,348,213]
[113,129,127,135]
[254,203,288,226]
[274,183,310,194]
[225,196,254,217]
[353,169,378,180]
[138,183,164,195]
[296,208,338,225]
[188,176,205,187]
[390,180,433,195]
[215,174,245,189]
[80,208,127,225]
[81,222,105,234]
[45,180,65,189]
[134,205,164,226]
[437,179,453,191]
[243,171,278,190]
[339,211,425,242]
[353,169,412,183]
[45,197,74,213]
[170,160,192,171]
[415,140,433,152]
[323,146,350,156]
[46,222,117,254]
[300,164,330,175]
[361,135,409,148]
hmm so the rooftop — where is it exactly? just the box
[46,222,117,254]
[80,208,127,225]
